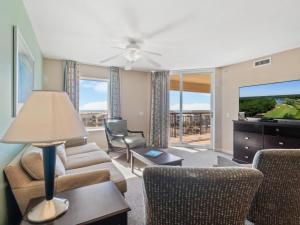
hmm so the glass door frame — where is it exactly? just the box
[169,68,216,149]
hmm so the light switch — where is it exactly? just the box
[226,112,230,118]
[139,112,144,116]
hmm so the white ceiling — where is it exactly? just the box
[23,0,300,71]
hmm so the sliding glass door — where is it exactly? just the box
[169,71,213,148]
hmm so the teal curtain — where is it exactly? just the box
[149,71,170,148]
[108,67,121,118]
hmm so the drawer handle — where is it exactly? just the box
[278,141,284,146]
[275,128,280,132]
[244,155,249,159]
[244,137,249,140]
[244,146,249,150]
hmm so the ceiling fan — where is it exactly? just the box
[99,6,195,70]
[99,39,162,70]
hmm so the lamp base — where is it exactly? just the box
[27,197,69,223]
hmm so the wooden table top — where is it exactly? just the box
[131,147,183,165]
[21,181,130,225]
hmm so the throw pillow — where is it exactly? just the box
[56,143,67,166]
[21,146,65,180]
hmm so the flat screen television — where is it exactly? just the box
[239,80,300,120]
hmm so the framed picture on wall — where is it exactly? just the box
[13,26,35,117]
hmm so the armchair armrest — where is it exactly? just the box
[56,169,110,192]
[111,134,125,138]
[128,130,145,137]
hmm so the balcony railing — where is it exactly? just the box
[80,111,108,128]
[170,111,211,138]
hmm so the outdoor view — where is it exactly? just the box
[240,80,300,120]
[170,90,211,145]
[79,79,108,129]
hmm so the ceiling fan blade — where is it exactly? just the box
[144,56,161,68]
[141,50,162,57]
[99,54,123,64]
[121,3,140,34]
[142,12,195,40]
[111,46,126,50]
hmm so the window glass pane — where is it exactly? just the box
[182,73,211,145]
[79,79,108,129]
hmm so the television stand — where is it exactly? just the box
[233,120,300,163]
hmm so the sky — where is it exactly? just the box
[170,91,211,111]
[79,79,108,111]
[240,80,300,98]
[79,79,211,111]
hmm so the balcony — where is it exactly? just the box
[80,111,107,130]
[170,111,211,146]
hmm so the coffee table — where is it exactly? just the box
[130,147,183,173]
[21,181,130,225]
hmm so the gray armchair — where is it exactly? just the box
[143,166,263,225]
[247,149,300,225]
[104,118,146,162]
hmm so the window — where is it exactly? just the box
[79,78,108,129]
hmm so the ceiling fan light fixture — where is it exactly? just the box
[124,65,132,70]
[124,49,141,62]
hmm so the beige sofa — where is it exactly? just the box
[4,138,127,215]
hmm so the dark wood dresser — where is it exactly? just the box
[233,120,300,163]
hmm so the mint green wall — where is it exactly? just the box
[0,0,43,224]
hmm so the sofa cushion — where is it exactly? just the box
[65,142,101,156]
[66,162,127,193]
[65,150,111,170]
[21,146,65,180]
[56,143,67,166]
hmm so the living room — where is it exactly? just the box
[1,0,300,225]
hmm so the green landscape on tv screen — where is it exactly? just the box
[239,80,300,120]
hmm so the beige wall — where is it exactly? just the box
[43,58,151,149]
[215,47,300,153]
[43,58,64,90]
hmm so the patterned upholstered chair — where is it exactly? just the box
[143,166,263,225]
[247,149,300,225]
[104,118,146,162]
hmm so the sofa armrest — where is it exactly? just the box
[56,169,110,192]
[65,137,88,148]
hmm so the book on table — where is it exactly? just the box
[144,150,163,158]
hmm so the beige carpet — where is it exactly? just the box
[110,147,232,225]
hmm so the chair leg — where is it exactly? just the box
[126,147,130,162]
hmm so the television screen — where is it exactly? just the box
[239,80,300,120]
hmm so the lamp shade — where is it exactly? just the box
[2,91,87,144]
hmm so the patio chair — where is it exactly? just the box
[143,166,263,225]
[104,117,146,162]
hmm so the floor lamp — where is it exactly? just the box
[1,91,87,223]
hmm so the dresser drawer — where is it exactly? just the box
[233,149,255,163]
[234,131,263,150]
[264,125,300,138]
[234,123,263,133]
[264,135,300,149]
